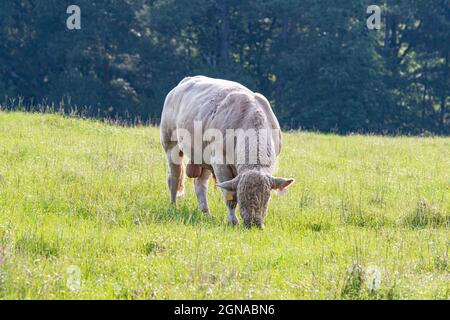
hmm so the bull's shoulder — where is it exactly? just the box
[254,93,280,130]
[254,93,282,155]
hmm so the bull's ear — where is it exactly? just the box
[271,177,294,191]
[217,176,240,191]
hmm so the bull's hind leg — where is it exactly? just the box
[164,144,186,204]
[194,169,212,214]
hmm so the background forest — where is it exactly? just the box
[0,0,448,133]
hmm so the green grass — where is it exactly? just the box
[0,111,448,300]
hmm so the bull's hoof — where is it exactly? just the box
[176,190,185,198]
[200,207,210,215]
[228,216,239,226]
[243,221,264,229]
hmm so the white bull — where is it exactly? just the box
[160,76,294,228]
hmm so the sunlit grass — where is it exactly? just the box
[0,111,448,299]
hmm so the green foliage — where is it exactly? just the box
[0,1,448,133]
[0,111,448,299]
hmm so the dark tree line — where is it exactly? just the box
[0,0,448,134]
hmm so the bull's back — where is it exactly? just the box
[161,76,281,155]
[162,76,250,130]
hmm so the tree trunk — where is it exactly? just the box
[219,0,230,64]
[384,0,398,60]
[440,54,449,133]
[421,62,428,130]
[275,18,289,115]
[384,0,391,52]
[439,95,447,133]
[421,86,427,129]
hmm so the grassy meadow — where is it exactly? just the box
[0,111,448,299]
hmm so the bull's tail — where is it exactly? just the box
[177,161,186,197]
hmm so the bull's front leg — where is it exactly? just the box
[194,168,212,214]
[223,191,238,226]
[214,165,239,226]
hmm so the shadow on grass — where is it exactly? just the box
[15,232,61,258]
[133,201,223,228]
[402,198,449,229]
[303,221,333,232]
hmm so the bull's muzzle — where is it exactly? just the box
[243,218,265,229]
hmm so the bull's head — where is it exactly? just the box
[217,171,294,228]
